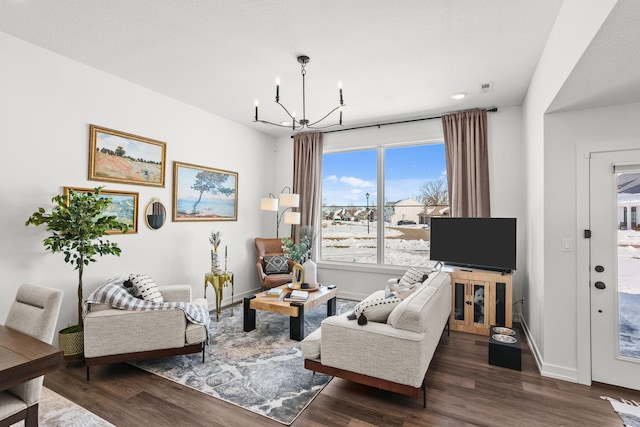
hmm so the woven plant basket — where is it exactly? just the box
[58,329,84,356]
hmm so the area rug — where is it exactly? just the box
[601,396,640,427]
[130,298,356,425]
[12,387,114,427]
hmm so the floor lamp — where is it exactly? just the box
[260,187,301,238]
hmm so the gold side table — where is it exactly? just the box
[204,271,234,321]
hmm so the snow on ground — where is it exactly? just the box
[618,230,640,294]
[619,292,640,358]
[617,230,640,358]
[320,220,433,267]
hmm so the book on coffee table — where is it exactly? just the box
[263,288,284,298]
[284,290,309,302]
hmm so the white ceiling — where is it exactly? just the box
[0,1,564,137]
[549,0,640,113]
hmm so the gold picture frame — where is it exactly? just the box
[64,187,139,234]
[89,124,166,187]
[173,161,238,222]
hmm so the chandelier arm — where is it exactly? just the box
[275,101,298,123]
[307,105,344,128]
[254,119,297,128]
[307,122,344,130]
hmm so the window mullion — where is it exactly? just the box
[377,146,384,265]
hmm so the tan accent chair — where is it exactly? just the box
[0,284,63,427]
[255,238,294,289]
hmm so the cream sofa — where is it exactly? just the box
[84,284,208,380]
[302,270,451,407]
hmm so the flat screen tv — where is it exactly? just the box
[429,217,516,273]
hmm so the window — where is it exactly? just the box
[321,143,448,267]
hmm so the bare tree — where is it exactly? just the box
[418,178,449,206]
[191,171,235,214]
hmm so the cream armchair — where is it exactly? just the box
[83,284,208,380]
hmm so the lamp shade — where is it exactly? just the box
[260,197,278,211]
[284,211,301,225]
[280,192,299,208]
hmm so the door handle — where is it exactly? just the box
[594,281,606,290]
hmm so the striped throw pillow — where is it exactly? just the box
[399,267,427,285]
[129,274,164,303]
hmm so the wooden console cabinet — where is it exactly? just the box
[447,268,512,336]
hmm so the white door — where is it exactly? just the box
[590,150,640,390]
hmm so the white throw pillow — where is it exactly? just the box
[352,290,402,325]
[399,267,427,285]
[129,274,164,303]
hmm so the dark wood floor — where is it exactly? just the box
[45,327,640,427]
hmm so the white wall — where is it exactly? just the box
[546,101,640,386]
[274,107,527,301]
[521,0,617,381]
[0,32,276,338]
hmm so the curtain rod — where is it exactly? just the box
[290,107,498,138]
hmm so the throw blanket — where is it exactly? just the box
[83,282,211,333]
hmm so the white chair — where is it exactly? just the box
[0,284,63,427]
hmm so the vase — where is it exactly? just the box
[291,263,304,289]
[211,249,220,273]
[302,259,317,288]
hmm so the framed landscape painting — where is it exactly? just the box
[64,187,138,234]
[173,161,238,222]
[89,125,166,187]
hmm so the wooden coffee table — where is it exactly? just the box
[243,284,337,341]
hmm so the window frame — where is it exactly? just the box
[319,140,446,268]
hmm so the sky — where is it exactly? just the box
[322,143,447,207]
[177,165,236,201]
[97,133,163,162]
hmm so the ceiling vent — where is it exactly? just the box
[480,82,493,93]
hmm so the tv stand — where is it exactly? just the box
[446,267,512,336]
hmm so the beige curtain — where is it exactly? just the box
[292,132,323,242]
[442,108,491,217]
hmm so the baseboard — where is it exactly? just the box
[519,316,578,383]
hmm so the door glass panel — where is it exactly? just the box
[473,284,485,325]
[617,172,640,359]
[495,282,506,326]
[454,282,465,321]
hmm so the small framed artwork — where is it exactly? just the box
[173,161,238,222]
[88,124,167,187]
[64,187,138,234]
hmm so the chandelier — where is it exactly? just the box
[254,55,345,131]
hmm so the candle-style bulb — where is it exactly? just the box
[275,78,280,102]
[254,100,259,121]
[339,106,343,125]
[338,82,344,105]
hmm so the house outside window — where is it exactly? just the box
[321,143,448,267]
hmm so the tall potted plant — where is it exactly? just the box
[25,187,128,356]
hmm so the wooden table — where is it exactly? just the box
[204,271,234,321]
[0,325,64,391]
[243,284,338,341]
